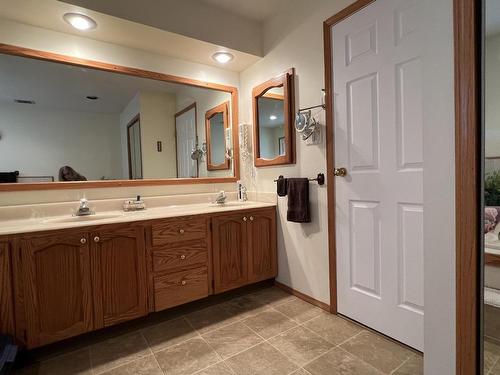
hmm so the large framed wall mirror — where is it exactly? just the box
[252,68,295,167]
[0,45,239,190]
[205,102,230,171]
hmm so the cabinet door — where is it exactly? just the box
[248,209,278,283]
[212,213,248,293]
[20,232,93,348]
[0,242,15,337]
[91,225,148,328]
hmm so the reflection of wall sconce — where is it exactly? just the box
[191,142,207,161]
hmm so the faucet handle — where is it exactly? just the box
[79,198,88,208]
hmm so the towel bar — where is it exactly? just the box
[274,173,325,185]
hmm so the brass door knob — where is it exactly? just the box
[181,280,187,286]
[180,254,186,260]
[243,217,248,222]
[94,236,100,243]
[334,167,348,177]
[249,216,254,221]
[179,229,185,234]
[80,238,87,244]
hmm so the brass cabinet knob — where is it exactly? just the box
[179,229,185,234]
[94,236,100,243]
[249,216,254,221]
[334,167,348,177]
[243,217,247,222]
[180,254,186,260]
[181,280,187,286]
[80,238,87,244]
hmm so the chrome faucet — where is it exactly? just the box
[214,191,227,205]
[76,198,93,216]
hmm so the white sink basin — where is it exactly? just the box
[44,213,123,224]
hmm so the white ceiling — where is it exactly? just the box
[0,53,230,114]
[487,0,500,36]
[0,0,261,72]
[198,0,290,22]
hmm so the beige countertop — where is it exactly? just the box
[0,198,276,236]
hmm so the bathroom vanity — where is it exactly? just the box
[0,202,277,349]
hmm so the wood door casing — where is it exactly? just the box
[91,225,148,328]
[248,210,277,283]
[212,213,248,293]
[0,242,15,336]
[19,232,93,348]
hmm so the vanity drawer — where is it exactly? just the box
[154,267,208,311]
[152,241,208,272]
[151,217,207,246]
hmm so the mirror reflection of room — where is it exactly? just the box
[257,87,285,160]
[0,53,233,183]
[484,1,500,372]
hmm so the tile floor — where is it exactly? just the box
[13,286,423,375]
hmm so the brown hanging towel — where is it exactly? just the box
[286,178,311,223]
[276,176,288,197]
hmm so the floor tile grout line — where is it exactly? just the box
[90,333,153,375]
[142,331,167,375]
[390,355,412,374]
[487,356,500,375]
[337,344,394,374]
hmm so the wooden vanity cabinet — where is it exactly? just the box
[18,231,94,348]
[91,225,148,328]
[0,241,15,337]
[212,207,277,293]
[148,216,211,312]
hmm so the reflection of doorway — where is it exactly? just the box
[175,103,198,178]
[127,115,143,179]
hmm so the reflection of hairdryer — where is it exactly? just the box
[191,148,203,160]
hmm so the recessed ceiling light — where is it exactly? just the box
[86,96,99,100]
[63,13,97,31]
[212,52,234,64]
[269,115,277,120]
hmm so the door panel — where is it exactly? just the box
[175,105,198,178]
[92,226,147,328]
[20,232,93,348]
[212,213,248,293]
[332,0,424,350]
[248,210,277,283]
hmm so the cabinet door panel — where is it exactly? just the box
[248,209,278,283]
[212,214,248,293]
[0,242,15,336]
[92,226,147,328]
[20,232,93,348]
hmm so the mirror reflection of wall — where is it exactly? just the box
[484,1,500,372]
[0,53,234,183]
[258,87,285,160]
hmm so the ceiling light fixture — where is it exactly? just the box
[63,13,97,31]
[269,115,277,120]
[212,52,234,64]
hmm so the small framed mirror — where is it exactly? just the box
[252,68,295,167]
[205,101,230,170]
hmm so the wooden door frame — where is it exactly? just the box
[323,0,481,373]
[126,114,143,180]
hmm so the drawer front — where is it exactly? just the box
[151,217,207,246]
[153,241,208,272]
[154,267,208,311]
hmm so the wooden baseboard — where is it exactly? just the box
[274,281,330,312]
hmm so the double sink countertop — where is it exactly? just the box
[0,192,276,236]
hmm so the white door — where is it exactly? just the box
[175,105,197,178]
[331,0,424,350]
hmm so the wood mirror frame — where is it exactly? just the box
[252,68,295,167]
[205,102,230,171]
[0,43,240,192]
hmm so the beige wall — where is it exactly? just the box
[486,33,500,157]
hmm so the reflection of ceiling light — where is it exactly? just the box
[63,13,97,31]
[212,52,234,64]
[269,115,277,120]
